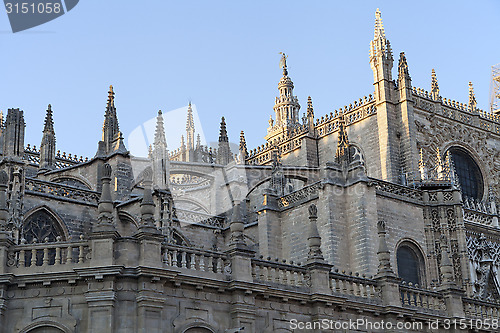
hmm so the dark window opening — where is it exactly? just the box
[397,245,421,285]
[449,148,483,200]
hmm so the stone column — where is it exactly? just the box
[90,163,119,267]
[256,189,281,259]
[374,221,401,307]
[437,236,465,319]
[303,204,332,294]
[226,202,256,332]
[0,170,13,331]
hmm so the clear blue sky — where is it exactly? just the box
[1,1,499,159]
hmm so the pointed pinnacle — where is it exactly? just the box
[219,116,228,142]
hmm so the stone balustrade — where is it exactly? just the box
[251,258,308,287]
[330,270,379,301]
[175,209,226,228]
[463,298,500,320]
[399,282,446,312]
[25,177,100,206]
[162,244,230,274]
[7,237,90,269]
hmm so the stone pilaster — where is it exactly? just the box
[85,277,117,333]
[257,189,281,259]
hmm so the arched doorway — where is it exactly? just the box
[27,327,64,333]
[184,328,213,333]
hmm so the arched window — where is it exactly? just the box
[448,147,483,200]
[397,244,424,285]
[22,210,64,243]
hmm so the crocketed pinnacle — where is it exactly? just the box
[43,104,55,133]
[154,110,167,149]
[398,52,410,79]
[335,116,350,163]
[307,96,314,117]
[186,102,194,132]
[239,131,247,155]
[469,82,477,111]
[219,117,228,142]
[431,69,440,99]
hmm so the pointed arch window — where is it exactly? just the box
[22,210,64,243]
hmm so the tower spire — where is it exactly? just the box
[431,69,440,100]
[469,81,477,112]
[266,53,301,141]
[370,8,393,86]
[39,104,56,171]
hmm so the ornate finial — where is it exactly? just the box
[239,131,247,154]
[279,52,288,76]
[377,220,386,232]
[335,116,350,164]
[374,8,386,41]
[307,96,314,117]
[307,204,324,261]
[431,69,440,100]
[468,81,477,112]
[102,163,112,178]
[196,134,201,148]
[308,204,318,219]
[398,52,410,81]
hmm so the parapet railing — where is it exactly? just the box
[330,270,380,301]
[251,258,308,287]
[399,282,446,312]
[463,297,500,320]
[6,237,90,269]
[24,145,89,169]
[162,244,230,275]
[25,177,100,206]
[372,178,423,202]
[277,181,320,209]
[175,209,226,228]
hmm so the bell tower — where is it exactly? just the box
[265,53,301,142]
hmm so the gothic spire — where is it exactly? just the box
[370,9,393,62]
[186,102,195,150]
[469,81,477,112]
[101,85,125,155]
[39,104,56,170]
[335,116,350,164]
[431,69,440,100]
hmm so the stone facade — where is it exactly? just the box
[0,8,499,333]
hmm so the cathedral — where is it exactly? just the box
[0,9,499,333]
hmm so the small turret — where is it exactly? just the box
[2,108,25,159]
